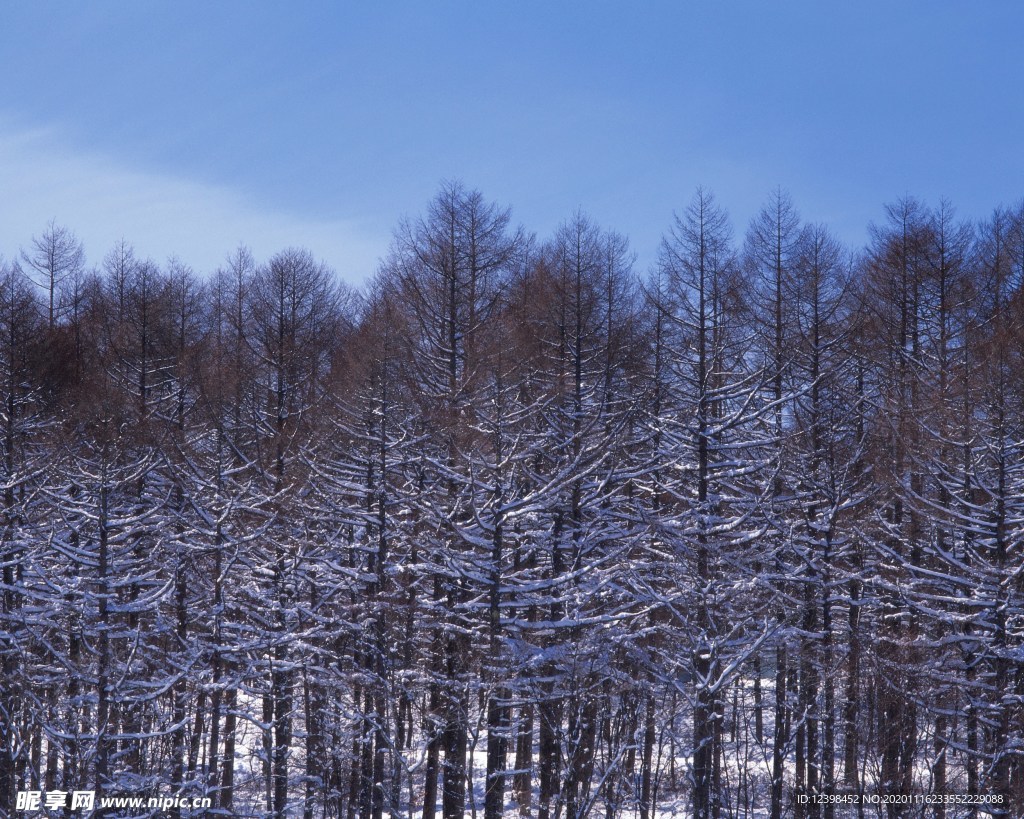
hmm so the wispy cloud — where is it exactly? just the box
[0,122,385,284]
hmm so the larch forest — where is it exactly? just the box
[1,183,1022,818]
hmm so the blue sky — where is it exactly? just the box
[2,2,1022,284]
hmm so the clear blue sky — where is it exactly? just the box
[2,1,1022,283]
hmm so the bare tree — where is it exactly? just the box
[21,220,85,329]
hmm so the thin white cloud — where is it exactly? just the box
[0,122,384,284]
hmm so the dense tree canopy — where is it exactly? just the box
[1,184,1023,818]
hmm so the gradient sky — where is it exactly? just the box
[2,1,1022,284]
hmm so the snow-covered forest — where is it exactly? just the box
[1,182,1023,818]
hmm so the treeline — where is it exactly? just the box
[0,183,1023,818]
